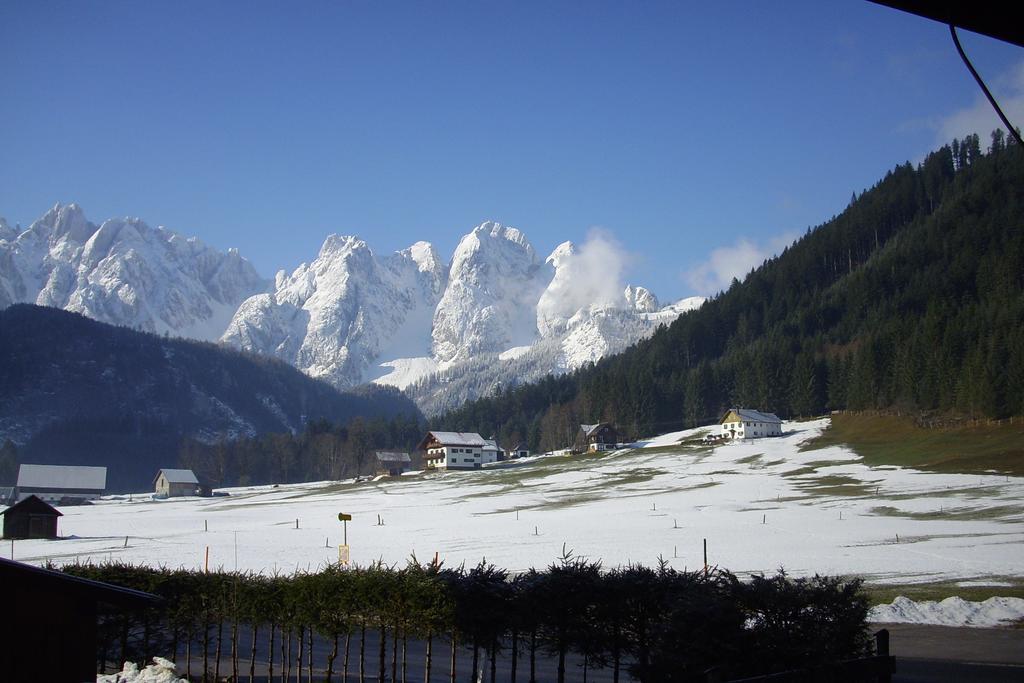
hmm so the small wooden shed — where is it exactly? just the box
[375,452,412,477]
[2,494,62,539]
[153,468,200,497]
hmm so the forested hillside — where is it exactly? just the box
[435,134,1024,452]
[0,305,422,490]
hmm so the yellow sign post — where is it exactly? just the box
[337,513,352,566]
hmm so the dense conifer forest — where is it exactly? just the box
[0,306,422,489]
[435,134,1024,452]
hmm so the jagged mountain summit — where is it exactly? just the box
[222,220,704,410]
[221,234,447,388]
[1,204,704,412]
[0,203,268,339]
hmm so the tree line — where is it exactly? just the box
[177,414,425,489]
[62,554,871,682]
[433,133,1024,450]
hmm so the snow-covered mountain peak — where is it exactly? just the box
[624,285,659,312]
[546,240,576,266]
[318,233,369,259]
[403,240,442,273]
[28,202,95,244]
[431,221,547,363]
[0,204,267,338]
[453,221,537,270]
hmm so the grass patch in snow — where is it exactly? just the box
[869,504,1023,523]
[780,460,856,478]
[792,474,876,498]
[804,413,1024,475]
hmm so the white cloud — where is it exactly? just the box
[935,60,1024,146]
[536,228,637,335]
[684,233,796,296]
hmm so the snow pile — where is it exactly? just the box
[96,658,185,683]
[870,596,1024,627]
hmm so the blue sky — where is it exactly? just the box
[2,1,1022,301]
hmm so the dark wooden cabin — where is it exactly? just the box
[579,423,620,451]
[2,494,62,539]
[0,557,159,683]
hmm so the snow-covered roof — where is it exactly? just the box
[724,409,781,424]
[482,439,500,451]
[16,464,107,491]
[156,469,199,485]
[375,451,411,463]
[422,431,486,447]
[580,423,613,437]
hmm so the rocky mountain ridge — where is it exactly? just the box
[2,205,705,411]
[0,203,268,339]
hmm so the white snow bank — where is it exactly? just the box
[96,657,185,682]
[870,596,1024,627]
[631,424,708,448]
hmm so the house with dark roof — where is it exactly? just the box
[720,408,783,440]
[417,431,487,470]
[2,495,62,539]
[15,464,107,503]
[579,423,619,452]
[153,468,200,498]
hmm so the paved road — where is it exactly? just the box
[880,623,1024,683]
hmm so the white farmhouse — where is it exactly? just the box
[417,431,487,470]
[481,438,502,464]
[720,408,782,440]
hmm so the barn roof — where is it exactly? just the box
[17,464,107,491]
[723,408,782,424]
[1,494,62,517]
[375,451,411,463]
[418,431,486,449]
[482,439,500,450]
[154,468,199,485]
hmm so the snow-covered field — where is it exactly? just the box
[10,419,1024,594]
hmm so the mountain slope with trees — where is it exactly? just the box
[435,134,1024,452]
[0,305,421,490]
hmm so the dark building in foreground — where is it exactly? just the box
[1,495,62,539]
[0,557,159,683]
